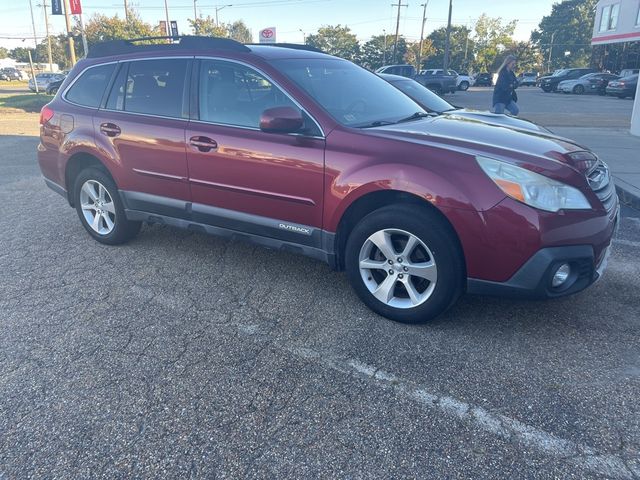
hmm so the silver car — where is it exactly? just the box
[558,72,618,95]
[28,73,64,92]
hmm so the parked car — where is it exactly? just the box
[619,68,639,78]
[1,67,22,81]
[518,72,537,86]
[413,69,457,94]
[45,77,65,95]
[537,68,598,92]
[380,74,550,134]
[38,36,618,324]
[558,72,619,95]
[0,72,9,82]
[606,74,638,99]
[474,72,492,86]
[375,64,416,78]
[422,69,472,91]
[28,72,64,92]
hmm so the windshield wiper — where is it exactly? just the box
[355,120,396,128]
[395,111,433,123]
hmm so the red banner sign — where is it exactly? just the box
[69,0,82,14]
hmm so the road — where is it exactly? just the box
[0,95,639,478]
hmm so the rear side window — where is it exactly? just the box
[106,59,189,118]
[65,64,115,108]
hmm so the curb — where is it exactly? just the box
[616,185,640,211]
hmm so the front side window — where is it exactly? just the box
[107,59,189,118]
[198,59,299,130]
[65,63,115,108]
[273,58,425,128]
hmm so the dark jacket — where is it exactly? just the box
[492,68,518,106]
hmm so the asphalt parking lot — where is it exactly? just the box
[1,90,639,478]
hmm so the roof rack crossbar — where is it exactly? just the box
[246,43,323,53]
[87,35,251,58]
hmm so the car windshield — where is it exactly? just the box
[272,58,426,128]
[389,79,455,113]
[580,73,597,79]
[552,69,567,76]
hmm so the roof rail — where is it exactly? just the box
[87,35,251,58]
[246,43,324,54]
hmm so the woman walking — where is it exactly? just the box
[492,54,519,115]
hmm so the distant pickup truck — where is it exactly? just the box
[375,64,458,95]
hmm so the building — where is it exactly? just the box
[592,0,640,135]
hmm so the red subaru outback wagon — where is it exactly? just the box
[38,37,619,323]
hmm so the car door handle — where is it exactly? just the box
[189,136,218,152]
[100,123,121,137]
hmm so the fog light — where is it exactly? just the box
[552,263,571,288]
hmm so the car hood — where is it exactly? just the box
[443,108,550,133]
[365,114,590,174]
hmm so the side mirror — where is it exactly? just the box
[260,106,304,134]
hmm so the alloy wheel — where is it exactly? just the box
[79,179,116,235]
[358,228,438,309]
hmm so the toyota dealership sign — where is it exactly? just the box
[259,27,276,43]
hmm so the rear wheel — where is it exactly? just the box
[73,167,141,245]
[345,205,464,324]
[618,94,627,99]
[573,84,584,94]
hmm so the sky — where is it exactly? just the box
[0,0,557,51]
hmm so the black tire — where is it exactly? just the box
[49,87,58,95]
[345,205,464,324]
[573,84,584,95]
[428,84,443,95]
[618,94,626,99]
[542,86,552,93]
[73,166,141,245]
[459,81,469,91]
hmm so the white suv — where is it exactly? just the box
[421,69,473,91]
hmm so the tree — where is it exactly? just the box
[82,11,162,46]
[35,35,69,70]
[306,25,359,62]
[228,20,252,43]
[0,47,8,59]
[425,25,473,72]
[473,14,517,73]
[360,34,407,70]
[189,15,227,37]
[499,41,543,74]
[9,47,31,63]
[404,39,435,70]
[530,0,597,72]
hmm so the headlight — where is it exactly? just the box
[476,156,591,212]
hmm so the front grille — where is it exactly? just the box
[587,161,616,212]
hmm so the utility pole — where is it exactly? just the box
[215,5,232,26]
[391,0,407,64]
[62,0,76,65]
[124,0,129,21]
[193,0,197,22]
[417,1,429,71]
[28,0,39,92]
[547,31,556,73]
[39,1,54,72]
[382,29,387,65]
[442,0,453,71]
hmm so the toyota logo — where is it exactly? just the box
[262,29,274,38]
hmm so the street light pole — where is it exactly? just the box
[164,0,171,37]
[215,5,232,26]
[28,0,40,92]
[417,2,429,71]
[442,0,453,71]
[382,29,387,65]
[547,31,556,73]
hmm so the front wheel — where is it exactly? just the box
[459,81,469,91]
[573,85,584,94]
[73,167,141,245]
[345,205,464,324]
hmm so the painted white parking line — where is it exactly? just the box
[287,346,638,480]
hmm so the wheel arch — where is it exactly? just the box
[332,188,466,274]
[64,152,116,207]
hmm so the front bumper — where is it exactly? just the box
[467,206,620,299]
